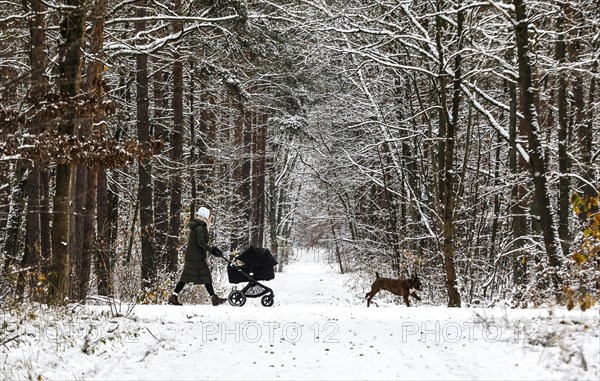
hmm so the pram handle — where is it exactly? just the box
[210,246,224,258]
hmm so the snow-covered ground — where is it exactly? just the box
[1,248,599,380]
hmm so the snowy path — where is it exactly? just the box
[86,249,597,381]
[3,248,598,380]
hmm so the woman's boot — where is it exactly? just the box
[168,294,182,305]
[211,294,227,306]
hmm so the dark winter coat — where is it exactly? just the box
[178,219,213,284]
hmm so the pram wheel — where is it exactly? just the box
[261,294,274,307]
[228,290,246,306]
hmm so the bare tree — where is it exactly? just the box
[513,0,564,295]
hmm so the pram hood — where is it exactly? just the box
[238,245,278,268]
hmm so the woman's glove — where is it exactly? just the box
[210,246,223,257]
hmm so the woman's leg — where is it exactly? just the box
[173,281,186,294]
[204,283,215,296]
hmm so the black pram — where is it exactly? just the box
[215,245,278,307]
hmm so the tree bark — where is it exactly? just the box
[39,170,51,266]
[375,134,401,274]
[48,0,86,304]
[556,10,570,256]
[507,55,528,285]
[1,163,27,275]
[267,151,278,257]
[135,0,157,289]
[78,0,107,300]
[166,0,184,275]
[198,84,210,202]
[92,1,112,295]
[436,0,462,307]
[242,107,253,244]
[153,65,169,269]
[513,0,563,293]
[96,167,112,296]
[70,165,86,301]
[189,73,197,219]
[231,102,245,250]
[18,0,48,298]
[251,110,267,246]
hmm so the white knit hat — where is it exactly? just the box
[196,207,211,220]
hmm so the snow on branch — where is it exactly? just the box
[105,21,230,56]
[460,83,530,165]
[105,14,240,26]
[323,44,437,78]
[0,12,33,24]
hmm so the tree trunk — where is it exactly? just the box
[0,168,9,241]
[198,84,210,203]
[73,0,107,301]
[232,102,248,250]
[489,134,502,263]
[267,152,278,257]
[70,165,87,301]
[513,0,563,293]
[96,118,119,296]
[108,101,125,266]
[436,0,462,307]
[1,163,27,275]
[330,215,344,274]
[135,0,156,289]
[166,0,184,275]
[39,170,51,267]
[242,107,253,245]
[19,167,40,298]
[583,60,598,213]
[48,0,86,304]
[567,6,598,219]
[153,65,169,268]
[405,78,424,259]
[376,135,401,274]
[17,0,48,298]
[556,11,570,256]
[96,167,111,296]
[251,111,267,246]
[189,74,197,219]
[507,62,528,285]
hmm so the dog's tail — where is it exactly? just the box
[375,272,380,279]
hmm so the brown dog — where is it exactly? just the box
[365,272,422,307]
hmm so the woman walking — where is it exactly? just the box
[168,207,227,306]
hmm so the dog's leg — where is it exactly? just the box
[365,291,372,307]
[411,291,421,301]
[366,290,376,307]
[366,284,379,307]
[403,294,411,307]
